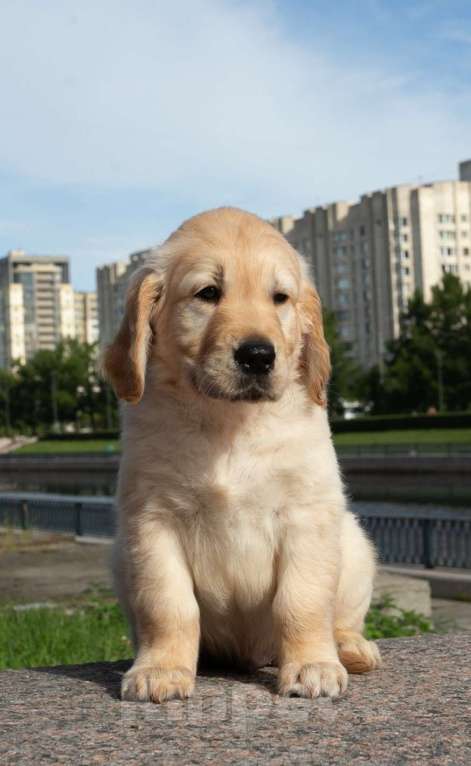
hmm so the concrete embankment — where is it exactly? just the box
[1,453,470,502]
[341,454,471,503]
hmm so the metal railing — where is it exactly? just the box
[336,443,471,457]
[356,501,471,569]
[0,493,114,538]
[1,493,470,569]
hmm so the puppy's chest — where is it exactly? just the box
[180,448,292,596]
[186,445,294,532]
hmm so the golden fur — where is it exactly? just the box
[104,207,380,702]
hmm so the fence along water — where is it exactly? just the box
[1,493,470,569]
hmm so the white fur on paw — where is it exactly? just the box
[337,633,382,674]
[121,666,195,703]
[278,661,348,699]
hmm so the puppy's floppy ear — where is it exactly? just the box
[298,282,331,407]
[103,267,162,404]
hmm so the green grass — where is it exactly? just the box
[0,598,131,670]
[334,428,471,447]
[0,595,432,671]
[12,428,471,455]
[364,597,433,640]
[15,440,119,455]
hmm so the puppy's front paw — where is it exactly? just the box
[121,665,195,703]
[278,661,348,699]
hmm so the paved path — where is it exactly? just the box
[433,598,471,632]
[2,533,471,635]
[1,635,470,765]
[0,437,36,454]
[0,532,111,604]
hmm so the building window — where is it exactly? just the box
[401,216,408,226]
[464,248,470,256]
[359,225,366,237]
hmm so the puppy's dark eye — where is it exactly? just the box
[195,286,221,303]
[273,292,289,305]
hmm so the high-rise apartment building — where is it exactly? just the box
[96,260,129,348]
[96,248,155,347]
[0,251,74,369]
[459,160,471,182]
[272,162,471,368]
[74,291,99,345]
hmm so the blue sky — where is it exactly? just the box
[0,0,470,290]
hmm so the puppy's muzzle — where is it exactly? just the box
[234,338,276,376]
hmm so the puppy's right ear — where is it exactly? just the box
[103,267,162,404]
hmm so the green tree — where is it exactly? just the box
[362,274,471,414]
[0,368,15,433]
[7,340,118,433]
[323,310,362,417]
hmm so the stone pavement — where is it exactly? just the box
[433,598,471,632]
[374,571,432,616]
[1,634,470,765]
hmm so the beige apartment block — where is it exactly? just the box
[74,291,99,345]
[0,251,73,369]
[0,282,26,367]
[96,248,156,347]
[58,284,76,341]
[273,161,471,369]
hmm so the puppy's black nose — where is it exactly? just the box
[234,339,276,375]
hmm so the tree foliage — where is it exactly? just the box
[323,310,362,417]
[361,274,471,414]
[0,340,118,434]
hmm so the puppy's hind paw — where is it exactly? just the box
[336,630,382,675]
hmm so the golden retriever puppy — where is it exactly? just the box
[104,207,380,703]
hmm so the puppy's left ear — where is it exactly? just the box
[102,267,162,404]
[298,283,331,406]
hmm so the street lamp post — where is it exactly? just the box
[435,349,445,412]
[5,384,11,434]
[105,384,113,430]
[51,370,60,432]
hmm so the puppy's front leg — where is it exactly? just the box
[273,521,348,699]
[120,522,199,703]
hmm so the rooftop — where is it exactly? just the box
[2,250,69,264]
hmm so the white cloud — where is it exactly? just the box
[0,0,469,219]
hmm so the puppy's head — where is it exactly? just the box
[104,208,330,405]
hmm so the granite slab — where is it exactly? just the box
[1,634,470,765]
